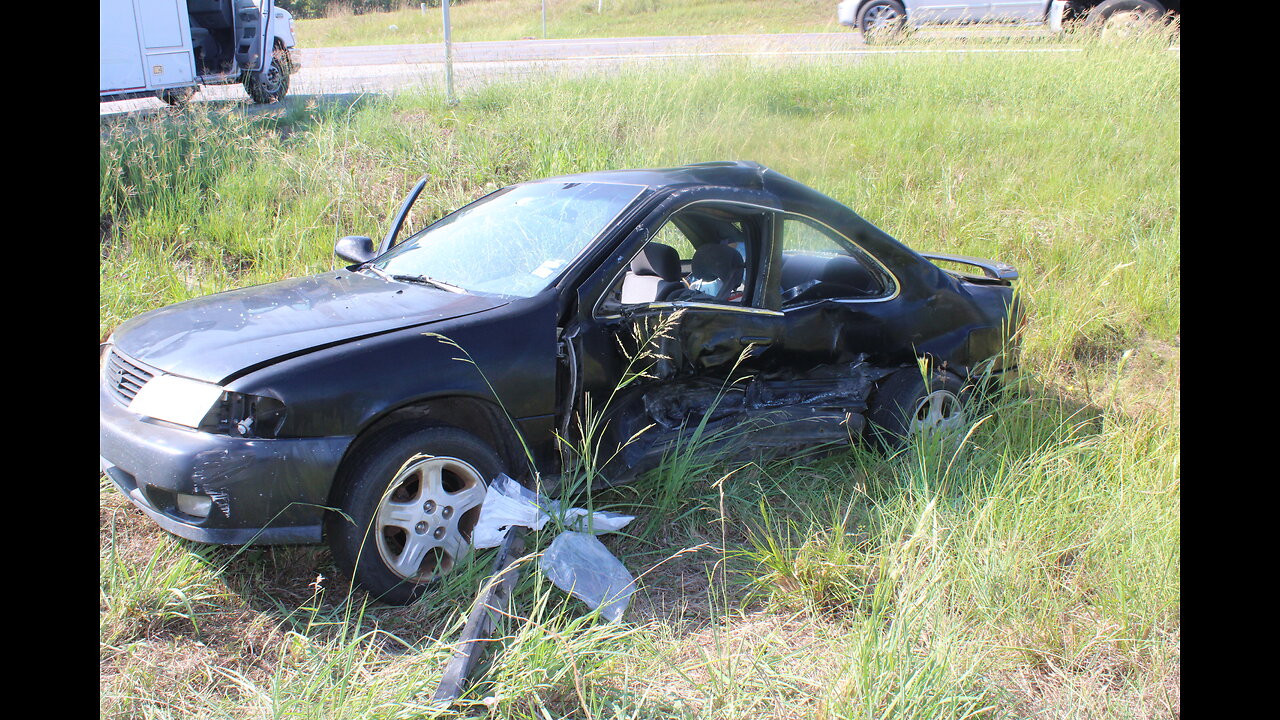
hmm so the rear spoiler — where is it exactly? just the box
[918,252,1019,283]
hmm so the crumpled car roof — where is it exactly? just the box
[534,160,773,194]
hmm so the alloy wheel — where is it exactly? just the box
[374,455,487,581]
[865,6,902,31]
[910,389,966,436]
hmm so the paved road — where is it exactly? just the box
[295,28,1058,65]
[99,28,1072,115]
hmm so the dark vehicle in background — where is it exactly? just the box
[100,162,1022,603]
[837,0,1180,38]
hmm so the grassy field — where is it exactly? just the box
[294,0,844,45]
[100,29,1180,719]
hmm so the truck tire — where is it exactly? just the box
[244,48,290,104]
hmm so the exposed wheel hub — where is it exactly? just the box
[261,64,283,94]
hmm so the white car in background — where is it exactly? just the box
[837,0,1179,38]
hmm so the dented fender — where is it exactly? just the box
[100,381,349,544]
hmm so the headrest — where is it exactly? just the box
[630,242,682,281]
[691,243,745,288]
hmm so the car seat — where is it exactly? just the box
[677,243,745,303]
[620,243,684,304]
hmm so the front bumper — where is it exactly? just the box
[100,382,351,545]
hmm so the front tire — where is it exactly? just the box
[244,49,291,104]
[326,425,503,604]
[859,0,908,42]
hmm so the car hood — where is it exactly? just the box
[112,270,508,383]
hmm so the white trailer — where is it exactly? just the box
[100,0,300,105]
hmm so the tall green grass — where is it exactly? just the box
[101,33,1178,719]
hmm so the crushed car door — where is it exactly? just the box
[773,213,901,369]
[560,193,911,479]
[563,200,807,482]
[598,210,902,473]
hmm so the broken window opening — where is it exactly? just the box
[778,216,894,307]
[601,204,767,313]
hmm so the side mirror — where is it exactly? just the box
[335,235,375,264]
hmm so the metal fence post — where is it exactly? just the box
[442,0,456,105]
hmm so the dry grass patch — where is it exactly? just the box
[993,636,1180,720]
[614,611,849,720]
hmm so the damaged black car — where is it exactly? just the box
[100,161,1021,603]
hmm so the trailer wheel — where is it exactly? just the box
[157,86,196,106]
[244,49,290,104]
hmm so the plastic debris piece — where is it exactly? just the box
[471,476,638,622]
[432,527,527,705]
[561,507,634,534]
[541,531,635,623]
[472,474,635,548]
[472,474,551,549]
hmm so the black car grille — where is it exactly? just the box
[104,349,156,405]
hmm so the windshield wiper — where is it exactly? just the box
[391,274,467,294]
[360,264,467,294]
[360,264,393,282]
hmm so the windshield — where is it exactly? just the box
[371,181,645,297]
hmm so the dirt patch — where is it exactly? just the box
[99,490,166,567]
[1110,334,1180,418]
[1047,332,1179,422]
[100,606,290,717]
[1070,324,1130,368]
[621,542,723,630]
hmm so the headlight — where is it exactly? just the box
[128,374,286,438]
[199,391,288,439]
[128,374,226,429]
